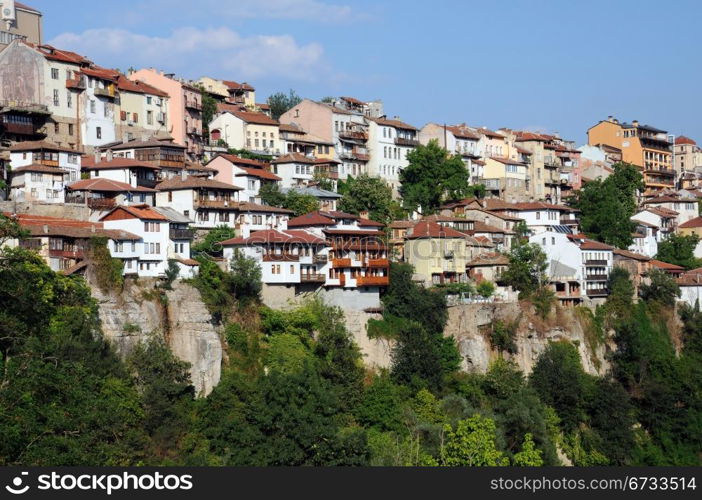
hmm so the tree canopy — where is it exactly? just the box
[655,233,702,270]
[338,175,395,224]
[267,90,302,121]
[399,139,470,214]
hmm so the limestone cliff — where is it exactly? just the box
[89,277,223,397]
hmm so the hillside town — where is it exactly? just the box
[1,1,701,313]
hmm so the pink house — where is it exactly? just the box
[128,69,203,160]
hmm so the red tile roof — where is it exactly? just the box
[234,166,281,181]
[9,213,140,240]
[405,220,467,239]
[650,260,685,272]
[220,106,279,126]
[372,117,418,131]
[675,136,697,146]
[81,66,120,82]
[223,80,255,92]
[340,96,366,106]
[679,216,702,229]
[287,211,336,227]
[10,140,78,153]
[67,178,155,193]
[478,127,505,139]
[613,249,651,262]
[445,125,480,140]
[11,164,68,174]
[491,156,525,166]
[467,253,509,267]
[579,239,614,250]
[116,75,169,97]
[32,44,91,65]
[646,207,679,218]
[273,152,317,164]
[216,154,269,168]
[101,204,167,221]
[359,218,385,227]
[16,2,41,14]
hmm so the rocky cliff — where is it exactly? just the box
[89,277,223,397]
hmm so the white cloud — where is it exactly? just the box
[49,27,328,82]
[205,0,355,22]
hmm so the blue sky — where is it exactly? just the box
[32,0,702,144]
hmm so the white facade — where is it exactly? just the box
[10,168,66,203]
[102,215,170,277]
[366,119,417,194]
[10,148,81,182]
[81,76,117,148]
[272,159,315,188]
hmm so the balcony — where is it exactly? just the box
[644,167,675,176]
[332,258,352,268]
[586,289,609,297]
[300,273,326,283]
[185,100,202,111]
[585,260,608,266]
[394,137,419,147]
[195,198,236,209]
[356,275,389,287]
[87,198,116,210]
[585,274,608,282]
[366,258,389,268]
[136,178,158,189]
[314,254,328,264]
[544,157,560,168]
[49,248,84,259]
[187,127,201,136]
[263,253,299,262]
[0,30,27,45]
[170,228,195,240]
[339,148,370,162]
[94,86,117,99]
[338,130,367,141]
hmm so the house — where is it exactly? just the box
[677,268,702,310]
[674,136,702,179]
[280,99,369,181]
[151,206,198,278]
[649,259,685,277]
[234,202,293,238]
[530,230,584,305]
[678,216,702,258]
[588,116,674,192]
[9,163,68,203]
[389,220,416,260]
[366,116,419,195]
[100,204,174,277]
[404,220,470,286]
[511,202,578,233]
[279,123,335,159]
[208,105,280,155]
[154,176,243,230]
[466,253,509,286]
[642,194,698,226]
[10,140,81,182]
[613,249,652,294]
[65,178,157,214]
[208,154,280,202]
[220,229,328,286]
[197,77,256,108]
[82,156,162,192]
[629,220,659,258]
[577,238,614,300]
[632,207,678,241]
[128,69,204,159]
[114,75,170,143]
[482,156,529,202]
[287,210,390,309]
[99,138,188,176]
[5,212,139,274]
[271,153,317,188]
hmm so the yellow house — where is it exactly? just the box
[404,220,469,286]
[679,216,702,238]
[588,117,674,192]
[483,157,529,202]
[197,77,256,108]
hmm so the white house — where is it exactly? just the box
[10,140,81,182]
[632,207,677,241]
[208,154,281,203]
[272,153,316,188]
[512,202,576,233]
[678,268,702,310]
[100,204,172,277]
[530,229,584,303]
[79,67,119,150]
[82,156,161,194]
[152,206,198,278]
[154,176,243,230]
[629,221,659,258]
[366,116,419,195]
[642,194,698,226]
[208,106,280,155]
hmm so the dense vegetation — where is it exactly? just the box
[1,238,701,465]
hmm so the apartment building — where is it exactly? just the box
[114,75,170,143]
[279,123,335,160]
[65,178,156,214]
[404,220,470,286]
[674,136,702,180]
[0,2,42,50]
[588,116,674,192]
[482,156,529,202]
[128,69,204,159]
[82,156,162,194]
[197,77,255,108]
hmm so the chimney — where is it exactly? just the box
[359,210,369,219]
[106,149,113,161]
[43,224,48,234]
[632,120,639,127]
[91,225,96,233]
[607,115,613,121]
[181,168,187,180]
[93,151,100,163]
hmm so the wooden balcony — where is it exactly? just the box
[170,228,195,240]
[49,248,84,259]
[586,274,608,282]
[195,199,236,209]
[94,86,117,99]
[366,258,390,268]
[356,275,389,286]
[87,198,116,210]
[332,258,352,268]
[585,260,608,266]
[300,273,326,283]
[263,253,299,262]
[313,254,328,264]
[586,289,609,297]
[394,137,419,147]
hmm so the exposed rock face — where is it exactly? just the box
[444,303,609,376]
[343,309,393,370]
[90,278,222,397]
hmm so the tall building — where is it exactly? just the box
[0,1,42,51]
[674,136,702,178]
[587,116,674,193]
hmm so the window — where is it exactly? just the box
[90,100,96,114]
[54,122,60,134]
[290,265,295,274]
[104,105,109,118]
[248,180,256,190]
[131,241,136,252]
[156,243,160,254]
[31,172,42,181]
[147,111,153,125]
[147,96,152,105]
[53,89,59,106]
[51,68,59,79]
[67,92,72,108]
[114,241,124,252]
[96,127,102,139]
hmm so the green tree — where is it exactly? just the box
[267,90,302,121]
[199,87,218,133]
[338,175,394,224]
[354,374,407,433]
[571,162,643,248]
[229,250,262,305]
[0,213,28,246]
[259,182,287,208]
[163,259,180,290]
[266,333,312,374]
[655,233,702,270]
[638,268,680,306]
[400,139,470,214]
[502,242,548,298]
[283,190,320,216]
[512,433,544,466]
[606,267,635,319]
[440,415,509,466]
[193,225,236,255]
[476,280,496,298]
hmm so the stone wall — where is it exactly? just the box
[0,201,91,221]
